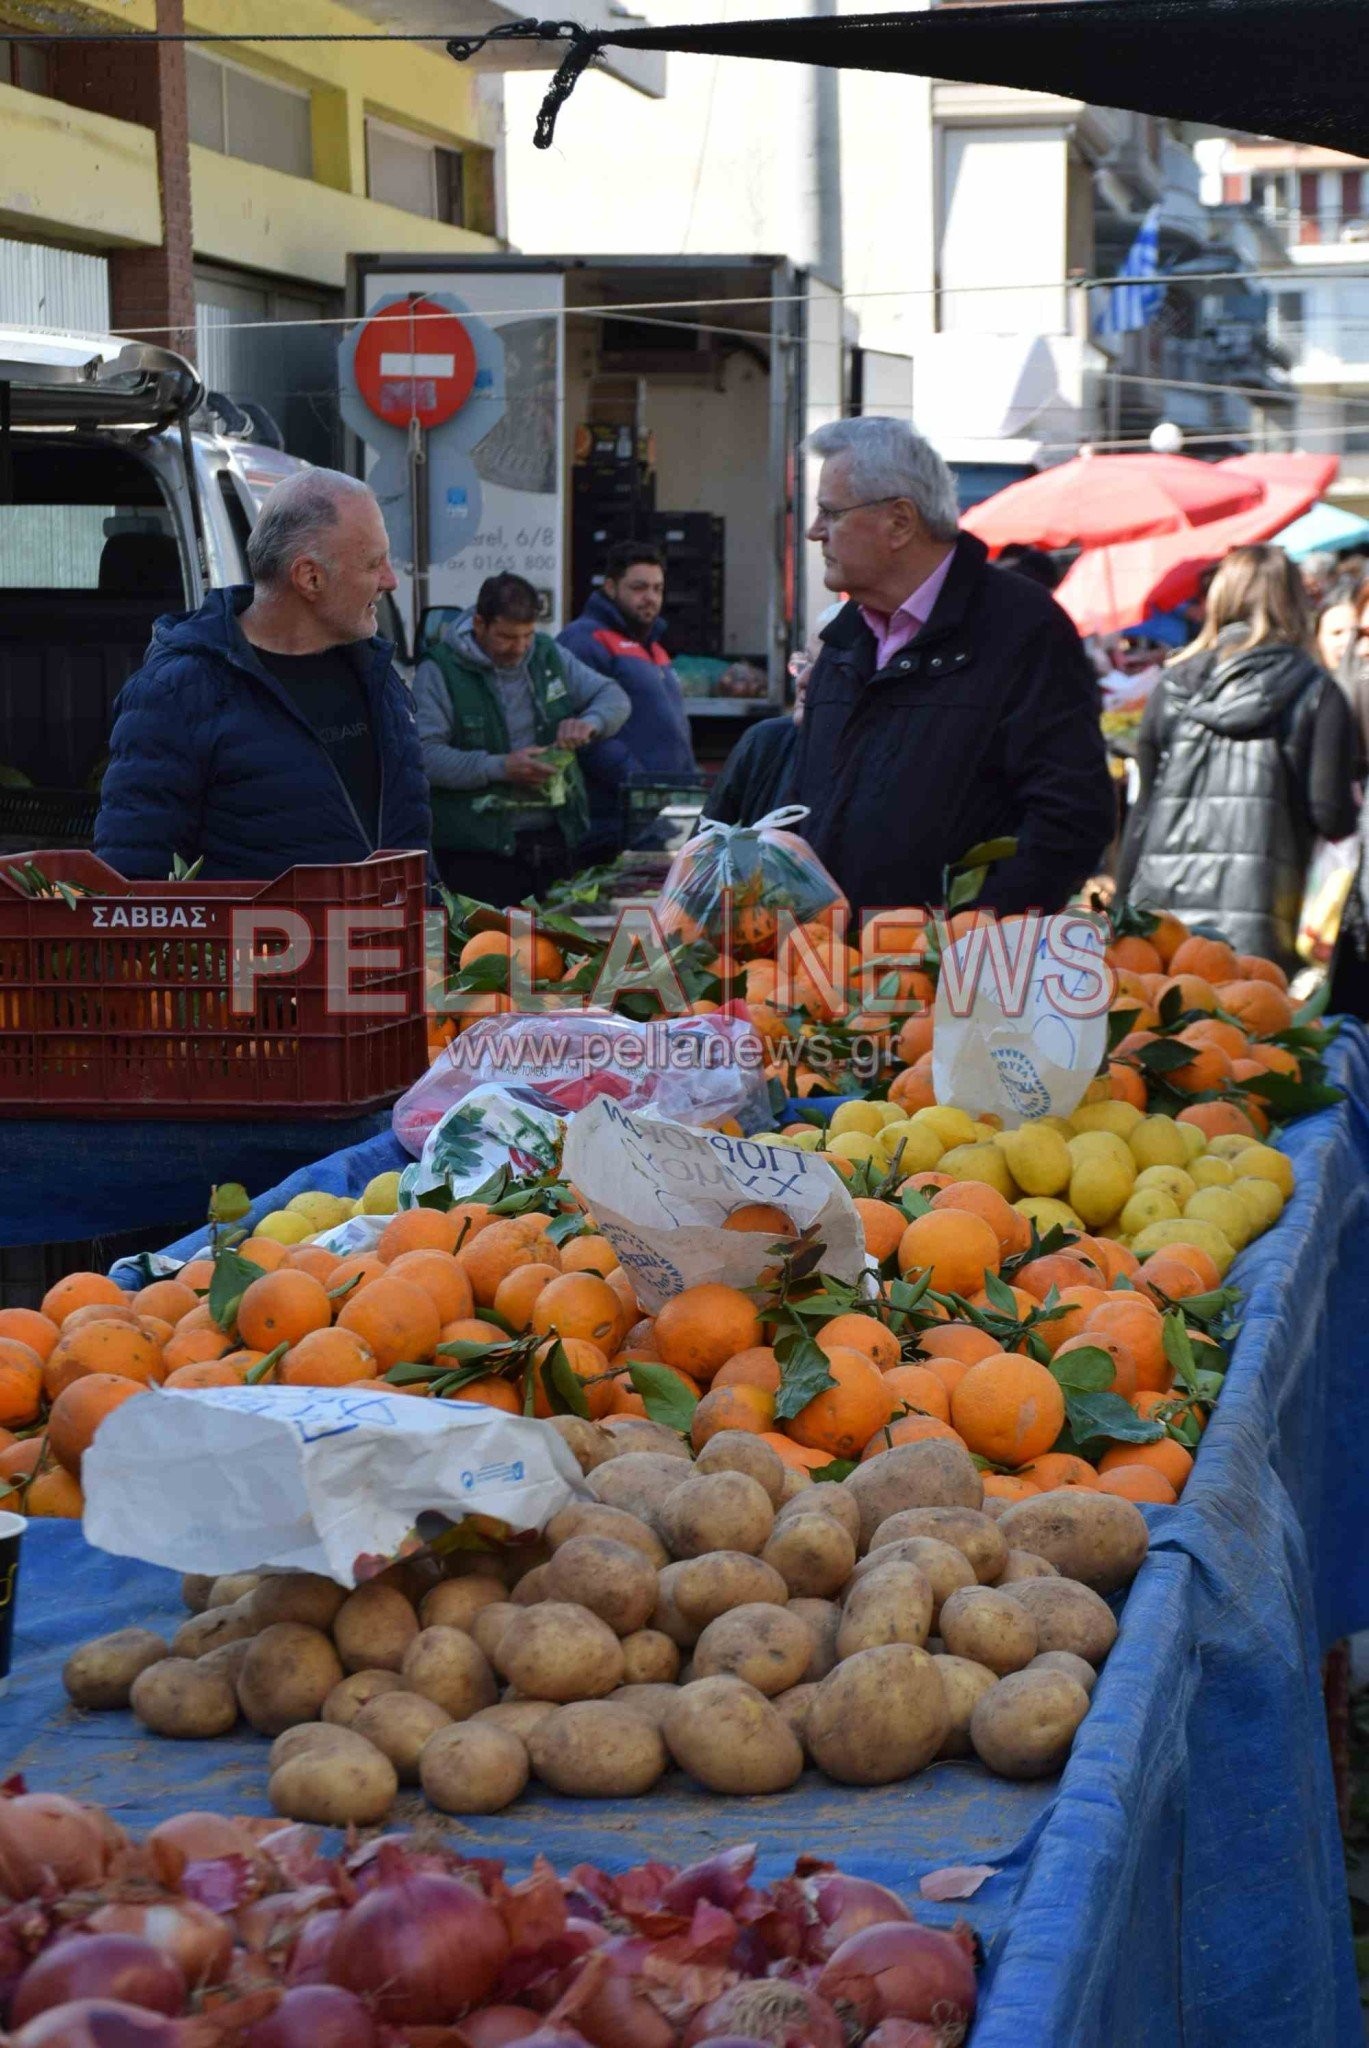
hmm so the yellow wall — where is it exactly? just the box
[0,80,161,249]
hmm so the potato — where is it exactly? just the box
[980,1497,1014,1522]
[869,1506,1008,1585]
[663,1676,804,1794]
[938,1586,1039,1675]
[208,1571,264,1609]
[999,1578,1117,1666]
[775,1483,860,1546]
[473,1698,559,1740]
[602,1417,692,1459]
[171,1598,259,1660]
[692,1604,814,1696]
[246,1573,348,1632]
[788,1599,841,1681]
[494,1603,625,1702]
[996,1490,1148,1595]
[418,1577,507,1635]
[773,1682,819,1743]
[545,1502,667,1569]
[546,1413,620,1474]
[970,1667,1090,1778]
[588,1453,694,1530]
[695,1431,786,1505]
[269,1722,371,1772]
[844,1441,983,1550]
[269,1743,398,1824]
[181,1573,216,1614]
[528,1701,667,1797]
[131,1659,239,1739]
[352,1691,452,1782]
[237,1623,345,1736]
[761,1515,856,1600]
[806,1643,949,1784]
[835,1562,934,1659]
[777,1468,814,1505]
[420,1722,529,1815]
[620,1630,680,1685]
[658,1472,774,1560]
[197,1639,254,1688]
[999,1549,1060,1583]
[544,1537,659,1636]
[63,1629,168,1710]
[606,1683,680,1729]
[657,1554,789,1641]
[331,1583,419,1674]
[933,1655,1000,1760]
[401,1626,498,1719]
[849,1538,974,1622]
[512,1564,552,1608]
[472,1602,521,1663]
[1030,1649,1098,1695]
[320,1670,407,1727]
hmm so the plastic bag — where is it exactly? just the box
[931,912,1109,1126]
[392,1010,772,1157]
[400,1083,566,1206]
[656,804,845,958]
[1298,835,1359,964]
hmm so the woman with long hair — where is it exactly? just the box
[1118,544,1360,972]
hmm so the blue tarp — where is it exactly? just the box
[7,1028,1368,2046]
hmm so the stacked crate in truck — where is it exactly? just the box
[653,512,725,657]
[570,422,657,618]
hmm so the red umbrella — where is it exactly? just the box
[962,451,1263,552]
[1218,451,1341,498]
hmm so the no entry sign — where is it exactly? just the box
[352,297,478,429]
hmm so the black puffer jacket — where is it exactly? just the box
[1118,634,1360,970]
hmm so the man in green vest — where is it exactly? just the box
[414,571,630,904]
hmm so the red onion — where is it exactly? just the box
[327,1873,510,2023]
[236,1885,337,1958]
[10,2000,184,2046]
[863,2025,948,2047]
[659,1848,757,1917]
[0,1799,112,1899]
[145,1814,261,1889]
[284,1909,342,1986]
[682,1980,844,2048]
[242,1985,377,2048]
[800,1873,914,1960]
[12,1936,186,2027]
[85,1903,232,1990]
[555,1938,676,2048]
[509,2034,594,2048]
[816,1923,977,2035]
[459,2011,552,2046]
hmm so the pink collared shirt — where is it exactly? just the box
[859,549,956,669]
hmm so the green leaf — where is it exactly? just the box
[810,1457,857,1483]
[1157,985,1185,1029]
[208,1182,251,1225]
[1234,1070,1343,1116]
[980,1269,1020,1316]
[327,1272,365,1305]
[887,1271,933,1315]
[207,1247,261,1335]
[774,1332,839,1421]
[1291,979,1331,1026]
[1107,1007,1142,1052]
[1065,1391,1166,1446]
[435,1338,516,1363]
[897,1188,933,1222]
[1136,1037,1198,1075]
[542,1340,590,1419]
[955,836,1019,870]
[947,865,989,913]
[1048,1344,1117,1394]
[1162,1309,1199,1390]
[543,1211,591,1248]
[243,1341,287,1385]
[387,1360,453,1385]
[629,1362,699,1433]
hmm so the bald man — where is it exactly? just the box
[95,469,429,880]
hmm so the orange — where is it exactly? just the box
[1082,1296,1169,1392]
[529,1337,614,1420]
[1020,1451,1099,1490]
[279,1328,377,1388]
[1167,1035,1233,1096]
[377,1209,461,1262]
[43,1321,163,1402]
[931,1182,1031,1261]
[1132,1388,1207,1435]
[177,1260,215,1293]
[894,1013,935,1067]
[0,1309,59,1363]
[851,1199,908,1266]
[560,1235,620,1277]
[58,1302,142,1335]
[438,1317,509,1350]
[1216,979,1294,1039]
[386,1250,475,1325]
[127,1283,197,1328]
[919,1355,974,1400]
[26,1468,85,1519]
[447,1202,495,1250]
[888,1057,936,1114]
[896,1210,1000,1297]
[1247,1040,1299,1078]
[1075,1236,1141,1286]
[902,1170,955,1195]
[238,1238,289,1273]
[492,1263,561,1332]
[965,1281,1036,1326]
[1035,1284,1108,1355]
[170,1302,218,1336]
[1146,912,1188,966]
[722,1203,798,1238]
[1106,1061,1148,1110]
[163,1360,247,1390]
[1107,935,1162,975]
[1169,935,1238,985]
[285,1245,342,1284]
[236,1271,332,1352]
[1181,1017,1249,1062]
[40,1272,126,1327]
[458,1221,555,1308]
[530,1273,623,1351]
[1176,1101,1259,1142]
[460,927,564,983]
[613,1316,659,1366]
[0,1342,43,1427]
[1015,1250,1104,1301]
[712,1346,781,1393]
[1137,1247,1220,1306]
[161,1326,234,1373]
[654,1284,763,1384]
[951,1353,1066,1466]
[1099,1438,1194,1494]
[917,1322,1002,1367]
[981,1472,1040,1502]
[608,1361,701,1420]
[0,1437,42,1508]
[1096,1466,1177,1505]
[1055,1330,1137,1400]
[135,1315,174,1347]
[759,1432,830,1473]
[859,1413,965,1458]
[338,1279,441,1372]
[48,1374,146,1477]
[1160,973,1219,1016]
[786,1345,896,1460]
[882,1364,951,1423]
[445,1376,521,1414]
[817,1314,901,1372]
[690,1381,775,1449]
[329,1255,387,1300]
[1235,953,1288,990]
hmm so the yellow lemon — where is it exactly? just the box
[826,1130,879,1163]
[1206,1133,1255,1162]
[912,1105,980,1149]
[286,1191,353,1232]
[1014,1196,1085,1233]
[1130,1216,1236,1276]
[1183,1186,1254,1251]
[869,1100,909,1129]
[997,1123,1072,1197]
[1230,1143,1294,1200]
[875,1120,946,1175]
[1189,1155,1235,1190]
[829,1100,887,1139]
[1069,1151,1136,1229]
[1120,1187,1181,1236]
[1177,1123,1207,1162]
[1135,1164,1196,1205]
[252,1209,311,1246]
[1070,1100,1144,1139]
[938,1141,1018,1200]
[361,1171,403,1216]
[1231,1175,1283,1233]
[1128,1115,1189,1171]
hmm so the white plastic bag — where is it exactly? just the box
[400,1083,566,1208]
[83,1384,586,1585]
[931,912,1109,1126]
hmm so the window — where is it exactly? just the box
[0,38,51,93]
[365,117,464,225]
[186,48,312,179]
[0,505,176,591]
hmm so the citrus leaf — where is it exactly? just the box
[207,1247,261,1335]
[543,1212,591,1248]
[1107,1007,1142,1052]
[810,1457,856,1483]
[629,1362,699,1433]
[243,1341,287,1386]
[543,1340,590,1419]
[1235,1070,1343,1116]
[1048,1345,1117,1394]
[1157,985,1185,1029]
[1065,1391,1165,1446]
[435,1338,516,1363]
[888,1271,933,1315]
[1136,1037,1198,1074]
[955,836,1019,869]
[980,1270,1020,1316]
[775,1332,838,1421]
[1162,1310,1198,1389]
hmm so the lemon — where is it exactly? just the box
[1015,1195,1085,1233]
[1230,1142,1294,1200]
[1177,1123,1207,1161]
[1070,1100,1143,1139]
[939,1141,1017,1200]
[912,1105,979,1149]
[361,1171,403,1216]
[1069,1150,1136,1228]
[1189,1155,1235,1190]
[1120,1187,1180,1235]
[786,1128,824,1152]
[997,1123,1072,1196]
[287,1191,353,1232]
[1183,1186,1254,1250]
[1128,1115,1189,1171]
[875,1120,946,1174]
[826,1130,879,1163]
[1231,1175,1283,1233]
[972,1120,1001,1141]
[1135,1164,1196,1205]
[208,1182,251,1224]
[1130,1216,1236,1275]
[1205,1133,1254,1162]
[829,1100,887,1139]
[252,1208,311,1245]
[1067,1130,1135,1173]
[869,1100,909,1129]
[1037,1116,1078,1140]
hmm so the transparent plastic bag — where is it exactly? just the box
[656,805,845,959]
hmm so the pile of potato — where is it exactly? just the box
[63,1418,1148,1821]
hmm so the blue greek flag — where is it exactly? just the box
[1095,206,1165,337]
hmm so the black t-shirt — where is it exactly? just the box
[256,647,380,841]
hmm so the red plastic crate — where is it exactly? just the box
[0,851,429,1118]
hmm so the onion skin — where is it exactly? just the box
[0,1799,112,1899]
[10,1999,184,2046]
[555,1937,677,2048]
[84,1902,233,1990]
[146,1814,261,1889]
[457,2009,547,2046]
[682,1981,845,2048]
[658,1848,757,1917]
[242,1985,377,2048]
[863,2024,947,2047]
[11,1936,186,2027]
[816,1923,978,2035]
[284,1909,343,1987]
[801,1874,914,1961]
[327,1873,510,2023]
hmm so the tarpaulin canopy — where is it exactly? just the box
[453,1,1369,160]
[962,452,1263,554]
[1276,500,1369,560]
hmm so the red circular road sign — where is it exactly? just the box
[352,297,478,429]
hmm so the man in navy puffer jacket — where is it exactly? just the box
[95,469,429,880]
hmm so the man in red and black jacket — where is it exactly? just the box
[559,540,698,849]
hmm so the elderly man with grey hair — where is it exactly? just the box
[95,467,429,879]
[792,417,1115,918]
